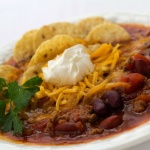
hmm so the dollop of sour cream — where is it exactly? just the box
[42,44,94,86]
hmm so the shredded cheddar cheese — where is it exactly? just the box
[84,77,95,88]
[56,93,64,111]
[92,71,99,85]
[91,43,112,59]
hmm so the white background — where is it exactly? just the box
[1,0,150,48]
[0,0,150,149]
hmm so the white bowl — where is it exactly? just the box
[1,13,150,150]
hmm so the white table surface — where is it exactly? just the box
[0,0,150,149]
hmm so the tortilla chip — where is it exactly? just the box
[0,65,21,82]
[86,23,131,44]
[23,62,45,81]
[76,16,109,38]
[29,35,76,67]
[13,29,37,63]
[33,22,79,50]
[87,43,101,52]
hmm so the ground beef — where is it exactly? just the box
[57,105,97,123]
[132,100,148,113]
[88,128,104,135]
[47,105,98,135]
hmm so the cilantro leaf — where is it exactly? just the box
[0,76,42,135]
[12,109,23,135]
[7,81,33,110]
[25,86,40,96]
[22,76,42,96]
[22,76,43,87]
[3,89,9,99]
[0,112,13,133]
[0,110,23,135]
[0,78,7,92]
[0,101,7,117]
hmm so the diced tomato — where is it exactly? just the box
[120,73,145,93]
[136,94,150,103]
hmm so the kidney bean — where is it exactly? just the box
[100,115,123,129]
[133,59,150,76]
[102,90,123,110]
[133,54,150,65]
[93,98,110,117]
[33,119,48,131]
[54,122,85,134]
[126,54,150,76]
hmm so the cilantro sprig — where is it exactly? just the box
[0,76,43,135]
